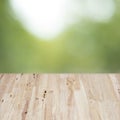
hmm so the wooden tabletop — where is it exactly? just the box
[0,74,120,120]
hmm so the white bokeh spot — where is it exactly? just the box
[10,0,115,40]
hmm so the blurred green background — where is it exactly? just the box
[0,0,120,72]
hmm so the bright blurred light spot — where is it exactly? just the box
[10,0,68,40]
[10,0,115,40]
[69,0,115,22]
[86,0,115,22]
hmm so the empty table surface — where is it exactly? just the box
[0,74,120,120]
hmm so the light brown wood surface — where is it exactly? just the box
[0,74,120,120]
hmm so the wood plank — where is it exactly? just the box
[0,74,120,120]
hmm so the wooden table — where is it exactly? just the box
[0,74,120,120]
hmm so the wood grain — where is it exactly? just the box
[0,74,120,120]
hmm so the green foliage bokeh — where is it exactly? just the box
[0,0,120,72]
